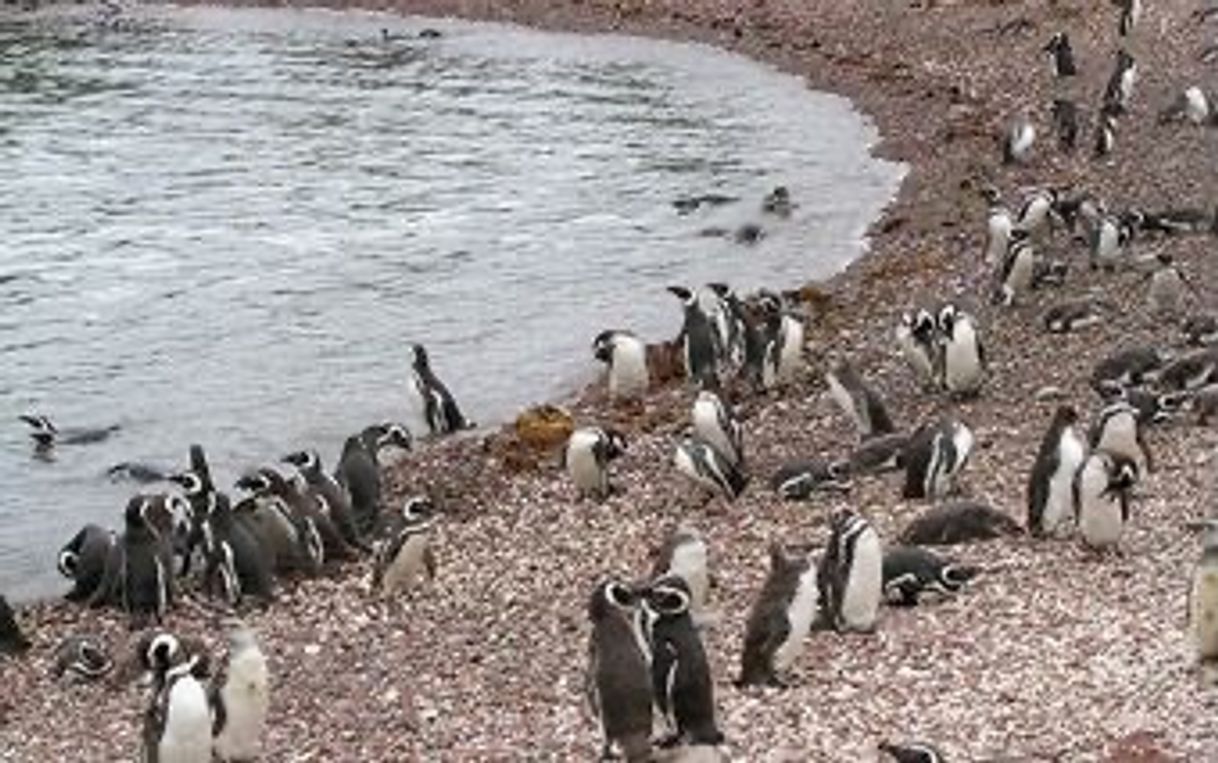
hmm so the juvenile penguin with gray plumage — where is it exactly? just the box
[737,542,820,687]
[1027,406,1087,538]
[650,524,711,622]
[564,427,627,500]
[211,622,270,762]
[817,510,883,632]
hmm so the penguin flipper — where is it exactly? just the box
[424,545,437,581]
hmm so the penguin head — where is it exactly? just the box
[139,631,183,675]
[19,413,57,434]
[1053,405,1079,427]
[282,449,320,473]
[1043,31,1063,53]
[942,563,981,588]
[401,496,435,524]
[666,285,695,304]
[57,549,78,579]
[123,496,150,530]
[643,575,691,618]
[1156,251,1174,267]
[589,579,639,621]
[936,304,958,336]
[234,469,274,496]
[168,471,206,498]
[1107,455,1139,492]
[374,422,414,453]
[591,330,616,363]
[411,343,430,370]
[601,428,627,460]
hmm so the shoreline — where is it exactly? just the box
[5,0,1218,760]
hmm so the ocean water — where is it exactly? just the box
[0,5,904,600]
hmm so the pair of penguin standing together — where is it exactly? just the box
[895,303,985,397]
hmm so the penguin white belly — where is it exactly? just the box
[692,403,736,466]
[668,542,709,615]
[1185,87,1210,124]
[777,317,804,381]
[215,652,270,760]
[1005,249,1035,300]
[1078,462,1123,547]
[1148,271,1183,315]
[1097,420,1143,472]
[896,331,935,385]
[381,534,429,594]
[1044,433,1085,535]
[986,214,1011,266]
[567,434,606,496]
[773,566,818,673]
[1191,566,1218,659]
[159,679,213,763]
[406,374,432,435]
[609,341,649,398]
[1020,198,1050,236]
[826,374,865,435]
[839,528,882,631]
[1096,225,1121,266]
[944,326,982,393]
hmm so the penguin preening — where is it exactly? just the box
[0,595,30,655]
[211,622,270,763]
[142,654,212,763]
[1074,450,1137,550]
[283,449,368,552]
[371,497,437,596]
[737,542,819,687]
[674,436,748,501]
[650,524,711,622]
[770,458,852,500]
[669,286,720,388]
[902,418,974,501]
[1188,520,1218,671]
[592,330,650,400]
[1027,406,1087,538]
[898,502,1024,546]
[1044,32,1077,77]
[120,495,174,626]
[564,427,627,500]
[895,308,939,388]
[937,305,985,397]
[817,510,882,633]
[692,390,743,467]
[59,524,122,606]
[825,361,895,440]
[882,546,978,607]
[409,344,473,436]
[585,580,653,762]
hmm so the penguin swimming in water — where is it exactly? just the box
[1090,401,1154,474]
[1027,406,1087,538]
[825,361,895,441]
[59,524,122,606]
[737,542,819,687]
[650,524,711,622]
[142,654,213,763]
[641,576,722,748]
[674,436,748,501]
[563,427,627,501]
[1074,450,1137,550]
[51,635,113,681]
[882,546,978,607]
[18,413,120,453]
[668,286,720,388]
[283,449,367,552]
[1002,113,1036,165]
[592,330,650,400]
[372,497,437,596]
[902,418,974,500]
[585,579,653,762]
[770,458,852,500]
[120,495,174,626]
[761,186,794,217]
[1051,98,1080,151]
[0,595,29,655]
[895,308,939,388]
[1188,520,1218,671]
[409,344,473,436]
[692,390,743,467]
[937,304,985,397]
[817,510,882,633]
[1103,50,1137,114]
[211,622,270,763]
[899,501,1024,546]
[879,741,948,763]
[335,422,411,538]
[1044,32,1077,77]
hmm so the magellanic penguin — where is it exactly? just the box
[849,432,909,475]
[1027,406,1087,538]
[736,542,819,687]
[592,330,650,400]
[197,491,275,607]
[0,595,29,655]
[234,468,324,575]
[668,286,720,389]
[898,501,1024,546]
[336,422,412,537]
[1014,188,1058,239]
[895,309,939,389]
[585,580,653,762]
[1094,104,1118,159]
[1074,450,1138,550]
[770,458,852,500]
[371,497,437,596]
[1090,345,1166,394]
[937,304,985,397]
[409,344,473,436]
[992,235,1036,306]
[564,427,627,501]
[1002,113,1036,165]
[879,741,948,763]
[1090,213,1133,270]
[1044,32,1077,77]
[1159,86,1211,125]
[650,524,711,623]
[1090,401,1154,474]
[817,510,883,633]
[1051,98,1080,151]
[1147,253,1189,318]
[1103,50,1137,114]
[776,307,806,383]
[692,390,743,467]
[59,524,122,606]
[1154,347,1218,393]
[706,282,748,372]
[211,622,270,763]
[902,418,974,501]
[134,631,210,691]
[1187,520,1218,671]
[882,546,978,607]
[641,576,723,748]
[283,449,368,552]
[142,654,213,763]
[981,188,1013,268]
[674,436,748,501]
[17,413,119,450]
[1115,0,1141,36]
[120,495,173,627]
[1043,299,1111,334]
[825,361,896,441]
[51,635,113,681]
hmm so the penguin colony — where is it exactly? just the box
[6,1,1218,759]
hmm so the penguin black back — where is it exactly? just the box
[411,344,472,435]
[0,595,30,655]
[643,576,722,747]
[899,502,1024,545]
[120,496,173,626]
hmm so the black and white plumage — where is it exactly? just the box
[1103,50,1138,114]
[1188,520,1218,665]
[706,282,747,372]
[211,623,270,763]
[898,502,1024,546]
[120,496,173,626]
[196,492,275,606]
[993,235,1036,306]
[563,427,627,500]
[1147,253,1189,318]
[1051,98,1080,151]
[1090,213,1133,270]
[737,543,820,687]
[336,422,411,538]
[1043,299,1110,334]
[692,390,743,467]
[372,497,437,595]
[825,361,895,440]
[585,580,653,762]
[284,449,367,552]
[51,635,112,681]
[1159,86,1211,125]
[1044,32,1077,77]
[1154,347,1218,392]
[1094,105,1118,158]
[880,741,948,763]
[0,595,29,655]
[902,418,974,500]
[668,286,720,389]
[849,432,909,474]
[1183,314,1218,347]
[1090,346,1166,395]
[1114,0,1141,36]
[937,305,985,397]
[1120,387,1186,427]
[650,524,711,620]
[770,459,852,500]
[409,344,473,436]
[817,510,882,632]
[1074,450,1137,549]
[134,631,210,690]
[641,576,722,748]
[592,329,650,399]
[1090,401,1154,474]
[882,546,979,607]
[1014,188,1058,238]
[234,468,326,575]
[981,188,1013,268]
[17,413,119,451]
[895,309,939,388]
[1002,114,1036,165]
[674,436,748,501]
[59,524,122,606]
[1027,406,1087,538]
[142,654,213,763]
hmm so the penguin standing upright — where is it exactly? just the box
[409,344,473,436]
[776,309,805,382]
[825,361,896,440]
[937,305,985,397]
[674,437,748,501]
[197,492,275,606]
[592,330,650,399]
[817,510,883,632]
[1188,520,1218,669]
[902,418,975,500]
[1027,406,1087,538]
[283,449,367,552]
[234,468,325,574]
[706,283,746,371]
[1074,450,1138,549]
[668,286,719,388]
[211,623,270,763]
[642,576,722,748]
[1115,0,1141,36]
[692,390,743,467]
[650,524,711,621]
[895,309,939,388]
[142,655,212,763]
[372,497,437,596]
[1051,99,1080,151]
[564,427,628,500]
[1103,50,1138,114]
[1094,104,1118,158]
[993,235,1036,306]
[120,496,173,626]
[1002,113,1036,165]
[1090,214,1133,270]
[336,423,411,537]
[0,595,29,654]
[585,580,653,762]
[1147,253,1188,318]
[981,188,1013,266]
[1090,401,1153,474]
[1044,32,1077,77]
[737,542,819,687]
[1015,188,1057,240]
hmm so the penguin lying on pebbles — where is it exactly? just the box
[737,542,819,687]
[1154,347,1218,392]
[564,427,627,501]
[674,437,748,501]
[901,418,974,501]
[817,510,882,633]
[1119,387,1186,427]
[882,547,978,607]
[650,525,711,622]
[1043,299,1110,333]
[825,361,895,440]
[585,580,653,762]
[212,622,270,763]
[0,595,29,655]
[59,524,122,605]
[880,742,947,763]
[409,344,474,436]
[1183,314,1218,346]
[592,330,650,400]
[898,502,1023,546]
[770,459,852,499]
[1027,406,1086,538]
[849,432,908,474]
[142,653,213,763]
[693,390,743,467]
[1188,520,1218,671]
[1185,384,1218,425]
[1090,346,1167,394]
[51,635,112,681]
[372,497,437,596]
[1074,450,1138,550]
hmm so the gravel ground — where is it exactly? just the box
[4,0,1218,760]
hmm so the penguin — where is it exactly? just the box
[742,293,783,391]
[1043,299,1110,333]
[817,510,882,633]
[228,488,308,578]
[59,524,122,605]
[592,330,650,399]
[674,437,748,501]
[882,546,979,607]
[1090,213,1132,270]
[1043,32,1077,77]
[0,595,29,655]
[335,422,408,538]
[1027,406,1087,538]
[142,654,213,763]
[1115,0,1141,36]
[371,497,437,596]
[1183,313,1218,346]
[283,449,367,552]
[993,235,1036,306]
[1120,387,1186,427]
[1090,346,1166,394]
[1154,347,1218,392]
[692,390,743,467]
[1014,188,1057,238]
[1090,401,1154,474]
[668,286,720,388]
[51,635,112,681]
[17,413,119,450]
[1051,98,1079,151]
[120,495,173,626]
[981,190,1013,268]
[1137,207,1213,236]
[849,432,909,474]
[585,579,653,762]
[898,501,1024,546]
[18,413,56,451]
[775,310,806,383]
[1187,520,1218,668]
[879,742,948,763]
[902,418,974,501]
[409,344,473,436]
[737,542,819,687]
[825,361,896,440]
[563,427,628,500]
[107,462,169,484]
[642,576,722,748]
[134,631,210,690]
[197,491,275,606]
[1187,384,1218,425]
[761,186,794,217]
[937,304,985,397]
[1147,253,1188,318]
[650,524,711,621]
[211,623,270,763]
[234,468,326,574]
[139,491,197,577]
[1093,105,1118,158]
[705,283,747,371]
[895,308,939,388]
[1159,86,1211,125]
[1074,450,1138,550]
[770,458,852,499]
[1103,50,1137,114]
[1002,113,1036,165]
